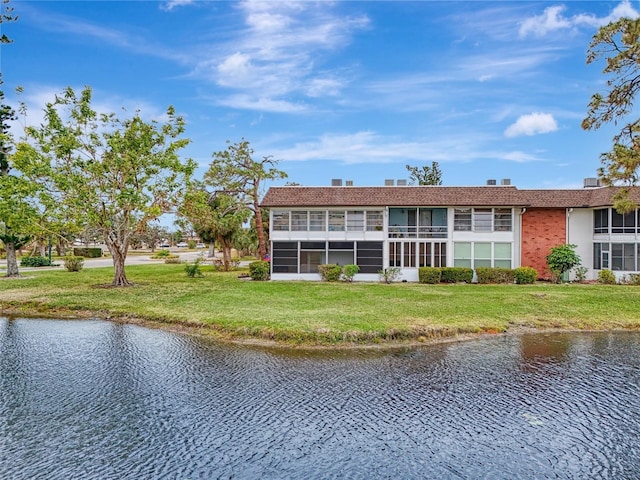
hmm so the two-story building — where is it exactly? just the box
[260,180,640,282]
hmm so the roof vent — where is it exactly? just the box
[384,179,394,186]
[583,177,601,188]
[500,178,511,186]
[397,179,407,186]
[345,180,353,187]
[331,178,342,186]
[486,179,497,185]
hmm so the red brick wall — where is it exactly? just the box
[521,208,566,280]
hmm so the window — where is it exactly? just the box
[291,211,308,231]
[389,242,402,267]
[454,242,471,268]
[493,209,512,232]
[272,211,290,231]
[419,242,446,267]
[300,241,325,273]
[454,208,472,231]
[328,241,354,265]
[594,243,609,270]
[594,209,608,234]
[473,242,491,268]
[366,211,383,231]
[356,242,383,273]
[494,243,512,268]
[272,242,298,273]
[611,210,637,234]
[455,208,512,232]
[328,211,345,231]
[347,211,365,231]
[611,243,636,271]
[474,209,492,232]
[403,242,416,268]
[309,211,326,231]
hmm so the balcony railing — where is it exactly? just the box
[388,225,448,239]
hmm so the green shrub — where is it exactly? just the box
[184,258,204,278]
[546,244,581,283]
[418,267,441,284]
[627,273,640,285]
[63,256,84,272]
[475,267,515,284]
[598,269,617,285]
[573,266,589,283]
[342,264,360,282]
[187,239,197,249]
[249,260,271,281]
[378,267,402,284]
[318,264,343,282]
[440,267,473,283]
[514,266,538,284]
[72,247,102,258]
[152,249,171,258]
[20,256,54,267]
[164,256,182,264]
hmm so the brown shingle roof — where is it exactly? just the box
[261,185,640,208]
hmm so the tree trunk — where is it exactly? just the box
[254,196,266,260]
[37,241,46,257]
[105,239,133,287]
[4,242,20,277]
[208,244,215,258]
[222,246,231,271]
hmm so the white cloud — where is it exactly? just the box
[191,1,369,112]
[160,0,195,12]
[498,151,542,163]
[519,1,640,38]
[504,113,558,138]
[268,131,542,165]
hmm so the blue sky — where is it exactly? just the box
[3,0,639,190]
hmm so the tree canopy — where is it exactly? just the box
[405,161,443,185]
[206,139,286,260]
[19,86,194,286]
[583,16,640,211]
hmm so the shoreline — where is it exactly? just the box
[2,305,637,351]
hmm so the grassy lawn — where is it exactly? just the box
[1,264,640,345]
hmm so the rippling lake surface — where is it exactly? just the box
[1,318,639,479]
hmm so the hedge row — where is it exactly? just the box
[418,266,538,284]
[73,247,103,258]
[418,267,474,284]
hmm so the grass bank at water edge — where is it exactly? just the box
[1,264,640,345]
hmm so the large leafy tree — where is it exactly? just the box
[583,17,640,212]
[0,0,35,278]
[19,86,194,286]
[179,186,249,270]
[206,139,287,260]
[405,161,443,185]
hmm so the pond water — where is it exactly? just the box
[1,318,639,479]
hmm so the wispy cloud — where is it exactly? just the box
[504,113,558,138]
[519,1,639,38]
[160,0,196,12]
[22,3,189,63]
[192,1,369,112]
[269,131,542,165]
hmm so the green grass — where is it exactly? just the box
[1,264,640,345]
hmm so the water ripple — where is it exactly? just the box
[1,319,640,479]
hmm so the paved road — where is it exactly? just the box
[0,250,206,271]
